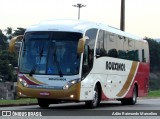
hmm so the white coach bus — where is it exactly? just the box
[15,20,150,108]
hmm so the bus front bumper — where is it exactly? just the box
[17,82,81,101]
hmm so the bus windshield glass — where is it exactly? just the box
[19,31,82,75]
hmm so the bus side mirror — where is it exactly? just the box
[77,36,89,55]
[77,37,86,55]
[9,35,23,52]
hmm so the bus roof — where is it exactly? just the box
[26,19,143,41]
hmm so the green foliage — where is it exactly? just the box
[145,37,160,71]
[5,27,13,40]
[0,29,8,50]
[0,50,18,82]
[145,37,160,90]
[149,79,160,90]
[5,27,13,35]
[0,27,25,82]
[148,90,160,97]
[0,98,37,105]
[13,27,26,36]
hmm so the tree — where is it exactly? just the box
[0,29,8,50]
[5,27,13,40]
[0,27,26,82]
[13,27,26,36]
[145,37,160,71]
[0,50,18,82]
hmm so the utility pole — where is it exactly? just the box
[120,0,125,31]
[72,3,86,20]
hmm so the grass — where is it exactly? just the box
[147,90,160,97]
[0,98,37,105]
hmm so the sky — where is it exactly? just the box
[0,0,160,38]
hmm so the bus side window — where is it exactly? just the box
[108,49,118,58]
[135,50,139,61]
[143,42,149,63]
[142,49,146,62]
[135,40,142,62]
[117,35,128,59]
[83,45,89,66]
[127,39,135,60]
[96,30,106,58]
[107,33,118,58]
[82,28,98,76]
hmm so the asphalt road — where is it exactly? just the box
[0,98,160,119]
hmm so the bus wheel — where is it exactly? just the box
[130,86,138,105]
[38,98,50,108]
[121,86,137,105]
[85,85,100,108]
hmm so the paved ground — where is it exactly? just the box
[0,98,160,119]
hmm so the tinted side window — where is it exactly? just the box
[127,39,135,60]
[104,31,109,56]
[117,36,128,59]
[135,40,142,61]
[85,28,98,57]
[142,42,149,63]
[82,28,98,76]
[107,33,118,58]
[96,30,106,57]
[85,29,98,50]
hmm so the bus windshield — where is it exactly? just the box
[19,31,82,76]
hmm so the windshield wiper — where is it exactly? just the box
[29,46,44,76]
[53,47,63,77]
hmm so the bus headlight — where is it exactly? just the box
[18,78,28,87]
[63,79,80,90]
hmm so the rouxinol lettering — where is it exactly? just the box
[106,61,125,71]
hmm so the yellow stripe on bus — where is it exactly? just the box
[116,61,138,97]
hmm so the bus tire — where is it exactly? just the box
[38,98,50,108]
[85,85,100,108]
[121,86,137,105]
